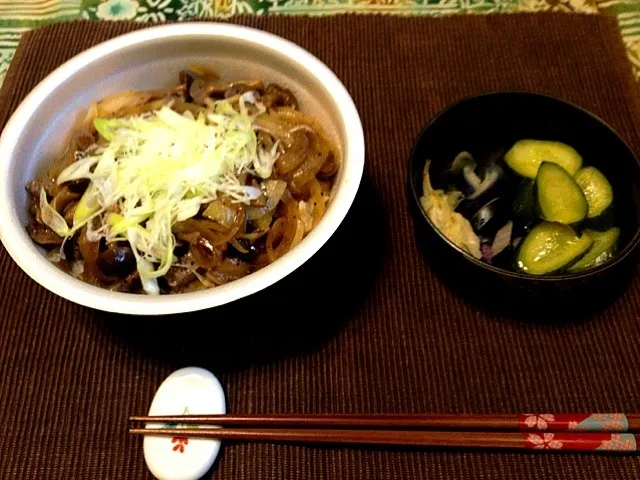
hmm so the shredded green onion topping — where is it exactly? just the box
[40,96,279,294]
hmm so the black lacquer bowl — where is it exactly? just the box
[408,92,640,319]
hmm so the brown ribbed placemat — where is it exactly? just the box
[1,14,640,480]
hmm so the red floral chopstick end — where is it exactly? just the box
[524,432,637,452]
[518,413,629,432]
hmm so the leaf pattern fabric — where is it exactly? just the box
[0,0,638,86]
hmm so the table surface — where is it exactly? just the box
[0,0,640,88]
[1,13,640,480]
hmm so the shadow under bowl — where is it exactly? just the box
[408,92,640,320]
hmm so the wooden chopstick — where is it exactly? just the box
[128,427,639,453]
[130,413,640,433]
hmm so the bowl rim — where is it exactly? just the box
[0,22,365,315]
[408,90,640,281]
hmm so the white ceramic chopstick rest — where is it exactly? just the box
[143,367,226,480]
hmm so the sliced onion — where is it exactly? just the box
[206,258,251,285]
[176,231,200,244]
[202,200,236,226]
[246,206,269,221]
[467,166,501,200]
[253,113,294,147]
[463,165,482,191]
[246,181,287,220]
[239,230,268,240]
[291,218,305,249]
[229,238,249,254]
[50,187,80,215]
[287,135,329,194]
[275,131,309,175]
[272,107,335,149]
[451,151,476,175]
[189,236,222,269]
[253,211,273,232]
[297,201,313,233]
[266,217,290,262]
[188,65,219,81]
[491,221,513,257]
[39,189,69,238]
[56,155,100,185]
[173,214,244,246]
[97,90,153,117]
[279,190,299,220]
[318,152,339,178]
[263,179,287,210]
[303,179,326,227]
[216,258,250,277]
[265,216,304,262]
[246,202,269,220]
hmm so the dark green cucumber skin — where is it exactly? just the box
[511,179,536,231]
[583,205,615,231]
[551,243,592,274]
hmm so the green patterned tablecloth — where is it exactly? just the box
[1,0,640,87]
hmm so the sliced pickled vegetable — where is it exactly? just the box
[568,227,620,272]
[451,151,477,177]
[574,166,613,219]
[536,162,588,224]
[449,152,503,201]
[421,161,482,259]
[517,222,593,275]
[511,179,536,229]
[470,197,509,237]
[505,139,582,179]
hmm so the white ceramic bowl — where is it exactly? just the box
[0,23,364,315]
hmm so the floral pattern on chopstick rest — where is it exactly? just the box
[143,367,226,480]
[164,406,199,453]
[518,413,629,432]
[524,433,637,452]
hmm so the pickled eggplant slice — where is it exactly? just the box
[505,139,582,179]
[536,162,588,225]
[516,222,593,275]
[470,197,509,237]
[567,227,620,273]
